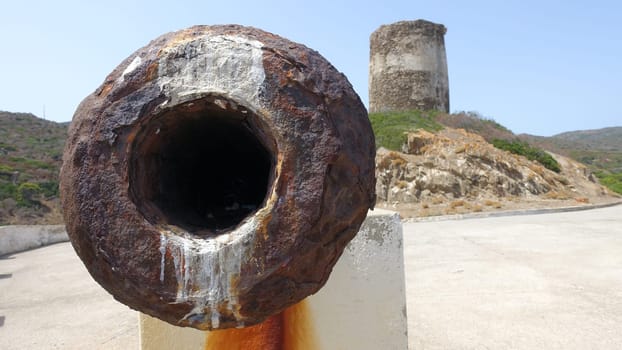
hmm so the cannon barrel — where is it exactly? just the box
[60,25,375,330]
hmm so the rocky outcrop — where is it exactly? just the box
[377,128,612,206]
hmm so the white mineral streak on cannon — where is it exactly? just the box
[159,216,260,328]
[119,56,142,82]
[156,35,266,111]
[151,36,268,328]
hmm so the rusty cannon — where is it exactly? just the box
[60,25,376,330]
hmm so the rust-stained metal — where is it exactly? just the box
[60,25,375,330]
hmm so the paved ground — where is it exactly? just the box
[1,204,621,349]
[0,242,137,350]
[404,204,622,349]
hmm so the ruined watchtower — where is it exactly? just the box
[369,20,449,113]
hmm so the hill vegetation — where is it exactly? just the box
[553,127,622,152]
[370,110,562,173]
[369,110,443,151]
[520,127,622,194]
[0,111,66,224]
[490,139,561,173]
[435,111,514,141]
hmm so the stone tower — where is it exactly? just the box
[369,20,449,113]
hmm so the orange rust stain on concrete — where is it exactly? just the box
[282,299,318,350]
[205,299,316,350]
[205,313,283,350]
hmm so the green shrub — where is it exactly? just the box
[39,181,59,199]
[8,157,55,170]
[0,142,17,152]
[595,171,622,194]
[0,164,14,175]
[16,182,42,207]
[435,111,515,142]
[369,110,443,150]
[492,139,561,173]
[0,182,17,201]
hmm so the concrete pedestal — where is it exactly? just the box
[139,209,407,349]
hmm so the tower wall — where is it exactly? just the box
[369,20,449,113]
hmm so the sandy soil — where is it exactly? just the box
[377,194,622,219]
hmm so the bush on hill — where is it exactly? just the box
[369,110,563,174]
[492,139,561,173]
[595,171,622,195]
[435,111,514,142]
[369,110,443,150]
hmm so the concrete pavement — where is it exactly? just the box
[0,242,137,350]
[1,204,621,349]
[404,203,622,349]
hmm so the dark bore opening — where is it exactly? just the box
[130,96,275,236]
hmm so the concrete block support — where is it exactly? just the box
[139,209,408,349]
[0,225,67,256]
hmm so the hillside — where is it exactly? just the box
[371,111,620,217]
[553,127,622,152]
[0,111,67,224]
[372,110,622,195]
[376,128,616,218]
[520,127,622,191]
[0,109,620,224]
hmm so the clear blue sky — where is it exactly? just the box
[1,0,620,136]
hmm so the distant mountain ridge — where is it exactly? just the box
[520,126,622,174]
[551,127,622,152]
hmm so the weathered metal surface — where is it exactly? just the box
[60,25,375,330]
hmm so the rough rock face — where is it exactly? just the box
[377,128,611,206]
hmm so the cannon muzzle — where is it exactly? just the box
[60,25,375,330]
